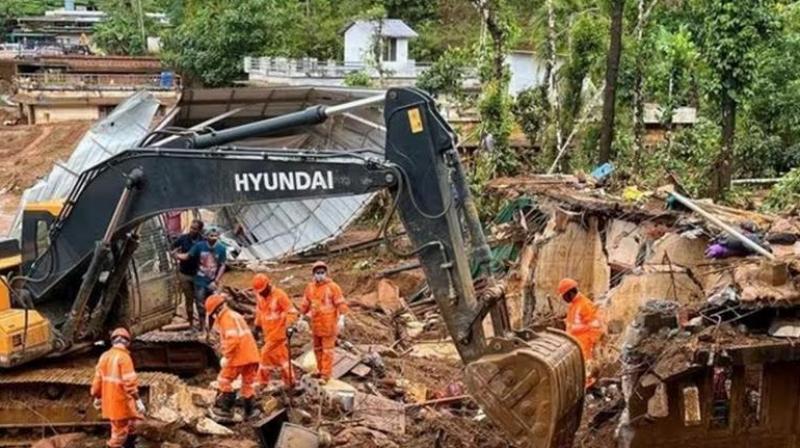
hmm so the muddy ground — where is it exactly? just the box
[0,117,92,233]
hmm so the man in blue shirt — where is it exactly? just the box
[174,227,226,331]
[171,219,204,329]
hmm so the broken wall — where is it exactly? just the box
[603,266,704,332]
[533,216,610,316]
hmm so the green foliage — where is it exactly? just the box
[478,80,517,175]
[646,26,700,112]
[562,14,606,124]
[512,86,548,146]
[343,70,373,87]
[415,47,470,97]
[93,4,153,56]
[764,166,800,212]
[161,1,271,86]
[693,0,778,100]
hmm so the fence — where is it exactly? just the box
[244,56,432,79]
[14,72,182,91]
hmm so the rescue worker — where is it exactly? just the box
[90,328,145,448]
[252,273,299,389]
[557,278,603,386]
[205,293,261,420]
[170,219,204,330]
[299,261,347,382]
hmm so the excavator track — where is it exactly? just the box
[0,367,182,430]
[130,330,217,375]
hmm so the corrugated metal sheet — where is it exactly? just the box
[9,91,160,236]
[163,86,387,261]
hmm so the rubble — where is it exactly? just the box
[353,392,406,435]
[196,417,235,436]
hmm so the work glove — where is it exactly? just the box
[220,357,229,369]
[337,315,346,332]
[286,326,297,338]
[135,399,146,415]
[295,319,310,333]
[209,282,218,291]
[93,398,102,410]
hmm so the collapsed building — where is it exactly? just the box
[489,175,800,447]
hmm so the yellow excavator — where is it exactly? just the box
[0,87,584,447]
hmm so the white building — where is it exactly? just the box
[507,50,548,96]
[342,19,418,75]
[244,18,431,86]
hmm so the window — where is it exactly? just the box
[382,37,398,62]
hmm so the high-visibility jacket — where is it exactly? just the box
[565,293,603,360]
[255,286,298,343]
[214,306,260,367]
[300,279,347,337]
[90,345,139,420]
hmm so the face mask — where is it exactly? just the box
[314,272,326,282]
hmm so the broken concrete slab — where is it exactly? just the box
[605,266,703,331]
[150,405,181,424]
[276,423,320,448]
[734,262,800,304]
[533,216,610,316]
[353,392,406,435]
[195,417,235,436]
[607,220,642,270]
[769,318,800,338]
[645,232,708,269]
[407,340,459,361]
[296,347,361,379]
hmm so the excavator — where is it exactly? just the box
[0,87,584,448]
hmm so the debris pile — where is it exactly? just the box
[102,253,506,448]
[487,175,800,446]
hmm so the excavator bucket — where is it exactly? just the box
[464,329,585,448]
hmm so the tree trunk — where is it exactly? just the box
[598,0,625,164]
[545,0,563,156]
[711,86,736,198]
[632,0,645,169]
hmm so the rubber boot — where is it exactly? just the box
[243,397,261,420]
[210,392,236,422]
[122,434,138,448]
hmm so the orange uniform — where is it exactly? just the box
[300,279,348,379]
[214,306,260,398]
[565,293,603,362]
[91,345,140,447]
[254,286,298,386]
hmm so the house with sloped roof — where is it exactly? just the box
[342,19,418,74]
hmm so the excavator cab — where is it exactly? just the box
[0,201,60,367]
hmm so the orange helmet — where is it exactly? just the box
[110,327,131,341]
[252,273,271,293]
[205,294,226,316]
[311,261,328,272]
[557,278,579,296]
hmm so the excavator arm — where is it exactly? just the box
[5,87,584,448]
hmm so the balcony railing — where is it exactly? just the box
[14,72,182,91]
[244,56,436,79]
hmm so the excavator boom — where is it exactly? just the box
[3,87,584,448]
